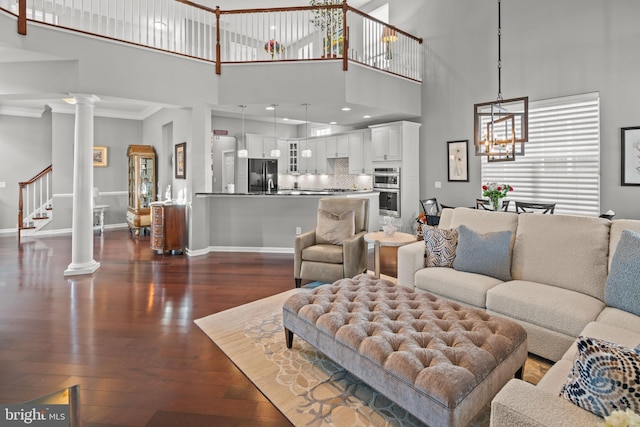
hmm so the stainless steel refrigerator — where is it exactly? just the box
[248,159,278,193]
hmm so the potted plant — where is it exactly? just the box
[309,0,343,58]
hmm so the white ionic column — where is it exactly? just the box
[64,94,101,277]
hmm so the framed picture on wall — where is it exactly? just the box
[622,127,640,186]
[175,142,186,179]
[447,140,468,182]
[93,146,108,167]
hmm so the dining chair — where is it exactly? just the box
[515,201,556,214]
[476,198,510,212]
[419,198,441,226]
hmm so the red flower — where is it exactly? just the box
[509,186,514,191]
[497,186,502,191]
[482,185,488,190]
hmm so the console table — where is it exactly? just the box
[93,204,109,234]
[150,202,186,254]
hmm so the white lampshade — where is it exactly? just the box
[237,149,248,158]
[270,149,281,158]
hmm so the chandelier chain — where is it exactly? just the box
[497,0,503,102]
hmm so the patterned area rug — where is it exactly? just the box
[194,289,550,427]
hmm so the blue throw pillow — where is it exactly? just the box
[605,229,640,317]
[452,225,512,281]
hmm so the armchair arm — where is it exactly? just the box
[294,230,316,278]
[397,241,425,288]
[491,379,601,427]
[342,231,367,278]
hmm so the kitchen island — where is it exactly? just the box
[194,190,379,253]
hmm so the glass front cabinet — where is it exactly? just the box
[126,145,156,234]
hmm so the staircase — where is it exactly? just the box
[18,165,53,242]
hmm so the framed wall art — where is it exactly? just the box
[621,126,640,186]
[447,140,468,182]
[93,146,108,167]
[175,142,186,179]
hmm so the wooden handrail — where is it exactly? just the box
[18,165,52,236]
[18,0,26,35]
[19,165,52,187]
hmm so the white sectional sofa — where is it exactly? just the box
[397,207,640,426]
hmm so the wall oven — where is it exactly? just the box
[374,167,401,217]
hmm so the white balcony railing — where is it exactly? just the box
[1,0,422,82]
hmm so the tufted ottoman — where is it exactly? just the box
[283,274,527,427]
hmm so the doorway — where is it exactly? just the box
[222,150,235,192]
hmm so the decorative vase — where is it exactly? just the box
[490,196,502,211]
[417,223,424,239]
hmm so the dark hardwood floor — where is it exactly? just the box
[0,229,297,426]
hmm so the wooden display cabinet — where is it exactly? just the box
[150,202,186,254]
[126,145,156,235]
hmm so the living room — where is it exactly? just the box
[0,0,639,426]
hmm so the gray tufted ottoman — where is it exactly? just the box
[283,274,527,427]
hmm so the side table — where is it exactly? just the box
[364,231,418,278]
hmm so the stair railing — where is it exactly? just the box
[2,0,422,82]
[18,165,52,237]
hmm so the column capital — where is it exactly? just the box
[66,93,100,106]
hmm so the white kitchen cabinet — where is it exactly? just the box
[288,140,299,174]
[348,130,373,174]
[299,138,328,174]
[369,121,422,233]
[246,134,278,158]
[371,125,402,161]
[277,139,289,174]
[327,135,349,158]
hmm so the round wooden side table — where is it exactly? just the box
[364,231,418,279]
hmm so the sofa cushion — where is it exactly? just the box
[443,208,518,248]
[423,226,458,267]
[315,209,355,245]
[414,267,503,308]
[302,244,344,264]
[609,220,640,271]
[453,225,512,281]
[560,336,640,418]
[511,213,610,301]
[596,307,640,334]
[487,280,605,337]
[605,229,640,317]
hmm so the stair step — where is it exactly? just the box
[45,207,53,211]
[19,226,36,231]
[33,216,49,220]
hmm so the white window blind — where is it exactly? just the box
[481,92,600,217]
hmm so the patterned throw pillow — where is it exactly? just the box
[560,336,640,418]
[423,226,458,268]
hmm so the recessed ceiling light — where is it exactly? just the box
[265,106,275,111]
[330,121,337,125]
[341,107,351,111]
[363,115,371,119]
[282,118,289,121]
[62,97,76,105]
[154,21,166,30]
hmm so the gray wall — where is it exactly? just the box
[389,0,640,219]
[0,112,52,231]
[0,111,140,232]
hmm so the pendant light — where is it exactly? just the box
[473,0,528,162]
[270,104,281,158]
[237,105,248,158]
[301,103,312,158]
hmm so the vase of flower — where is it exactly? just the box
[482,182,513,211]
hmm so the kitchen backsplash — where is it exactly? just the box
[279,158,373,190]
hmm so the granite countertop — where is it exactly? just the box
[196,189,378,196]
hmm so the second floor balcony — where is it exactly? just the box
[0,0,423,124]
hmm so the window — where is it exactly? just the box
[228,41,257,62]
[298,42,313,59]
[311,127,332,137]
[481,92,600,217]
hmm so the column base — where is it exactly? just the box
[64,260,101,277]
